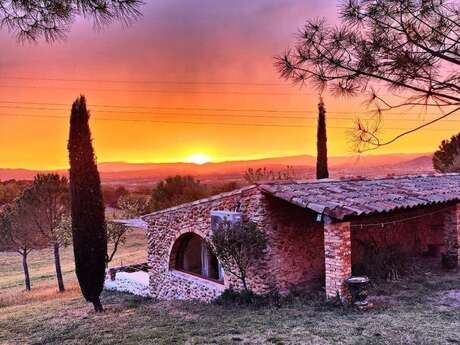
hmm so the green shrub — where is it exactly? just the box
[353,244,410,281]
[214,288,281,308]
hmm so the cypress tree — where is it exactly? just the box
[316,97,329,179]
[68,95,107,312]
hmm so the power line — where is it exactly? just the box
[0,84,313,96]
[0,104,351,116]
[0,77,399,98]
[0,76,285,87]
[0,112,328,128]
[351,207,451,228]
[0,100,456,117]
[0,100,324,113]
[0,106,343,120]
[0,112,457,131]
[1,105,459,123]
[0,105,375,119]
[1,100,333,114]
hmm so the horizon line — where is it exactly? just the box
[0,151,433,172]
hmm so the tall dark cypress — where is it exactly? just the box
[68,96,107,312]
[316,97,329,179]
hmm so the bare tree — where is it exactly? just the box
[0,203,48,291]
[105,221,129,265]
[276,0,460,152]
[17,174,70,292]
[207,221,267,293]
[0,0,143,42]
[103,193,149,264]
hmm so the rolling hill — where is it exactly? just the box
[0,153,435,185]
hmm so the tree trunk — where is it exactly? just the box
[53,242,65,292]
[241,274,249,293]
[92,296,104,313]
[22,251,31,291]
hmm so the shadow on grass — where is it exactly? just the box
[0,260,459,345]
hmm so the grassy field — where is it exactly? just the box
[1,232,460,345]
[0,228,147,305]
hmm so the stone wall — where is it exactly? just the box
[324,221,351,300]
[260,196,324,294]
[143,186,256,301]
[143,186,325,301]
[322,204,459,300]
[442,204,460,264]
[143,181,459,303]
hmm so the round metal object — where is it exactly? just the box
[346,276,370,307]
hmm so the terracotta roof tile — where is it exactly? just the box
[259,174,460,220]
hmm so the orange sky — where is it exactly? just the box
[0,0,459,170]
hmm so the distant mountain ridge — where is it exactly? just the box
[0,153,434,184]
[96,153,432,171]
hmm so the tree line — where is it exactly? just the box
[1,128,458,292]
[0,173,139,293]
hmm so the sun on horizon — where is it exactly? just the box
[186,153,211,165]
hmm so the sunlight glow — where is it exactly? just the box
[186,153,211,165]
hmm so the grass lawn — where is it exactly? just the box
[0,228,147,304]
[1,231,460,345]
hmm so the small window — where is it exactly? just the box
[172,233,223,282]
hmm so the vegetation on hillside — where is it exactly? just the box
[433,133,460,173]
[102,186,129,208]
[148,175,207,212]
[243,166,298,183]
[0,180,30,207]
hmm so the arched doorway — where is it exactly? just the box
[170,233,223,282]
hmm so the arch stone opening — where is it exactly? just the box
[170,233,223,282]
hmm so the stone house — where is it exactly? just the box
[141,174,460,302]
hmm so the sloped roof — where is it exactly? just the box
[259,174,460,220]
[111,218,149,229]
[141,186,258,219]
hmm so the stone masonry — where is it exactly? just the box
[324,220,351,301]
[443,204,460,264]
[143,186,325,302]
[143,186,261,301]
[141,176,460,303]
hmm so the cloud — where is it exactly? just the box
[0,0,338,82]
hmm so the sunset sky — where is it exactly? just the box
[1,0,459,170]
